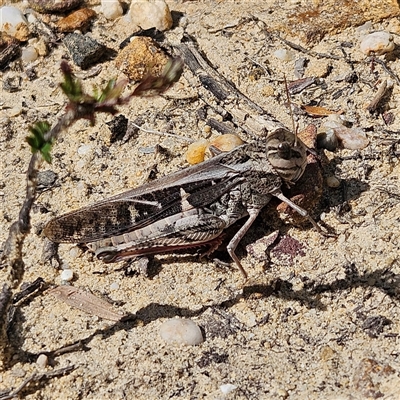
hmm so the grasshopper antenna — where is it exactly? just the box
[283,74,298,147]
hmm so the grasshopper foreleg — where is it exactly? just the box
[272,190,333,236]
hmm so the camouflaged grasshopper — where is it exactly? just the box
[43,40,325,279]
[44,128,323,278]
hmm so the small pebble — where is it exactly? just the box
[326,175,341,188]
[138,146,157,154]
[203,125,211,134]
[36,354,48,368]
[21,46,38,62]
[160,318,203,346]
[76,159,86,169]
[3,75,21,92]
[0,6,30,41]
[37,170,58,190]
[360,31,395,56]
[261,85,275,97]
[273,48,295,61]
[357,21,373,33]
[77,144,92,156]
[69,247,80,259]
[32,38,47,56]
[110,282,120,291]
[333,126,368,150]
[220,383,237,394]
[115,36,169,81]
[11,368,26,378]
[101,0,123,20]
[186,139,209,165]
[9,106,22,117]
[60,269,74,282]
[63,33,106,69]
[56,8,96,32]
[28,0,83,13]
[129,0,173,31]
[210,134,244,152]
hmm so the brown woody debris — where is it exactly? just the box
[56,8,96,33]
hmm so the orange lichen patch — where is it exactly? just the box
[297,123,318,149]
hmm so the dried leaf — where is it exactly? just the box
[301,105,340,117]
[48,286,127,321]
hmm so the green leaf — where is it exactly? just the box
[60,62,84,102]
[26,121,53,163]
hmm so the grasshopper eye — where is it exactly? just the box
[277,142,292,160]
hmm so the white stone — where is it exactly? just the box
[77,144,92,156]
[9,106,22,117]
[36,354,48,368]
[273,48,295,61]
[129,0,173,31]
[160,318,203,345]
[336,126,369,150]
[220,383,237,394]
[69,247,80,259]
[0,6,28,37]
[21,46,38,62]
[360,31,395,56]
[101,0,123,20]
[60,269,74,282]
[110,282,120,290]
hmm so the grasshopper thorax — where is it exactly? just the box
[266,128,307,183]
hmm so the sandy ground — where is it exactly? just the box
[1,1,400,399]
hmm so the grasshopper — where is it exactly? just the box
[43,40,326,279]
[44,128,323,278]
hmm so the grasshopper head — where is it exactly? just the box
[266,128,307,183]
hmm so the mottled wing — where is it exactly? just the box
[43,148,248,243]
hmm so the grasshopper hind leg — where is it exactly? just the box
[91,213,229,264]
